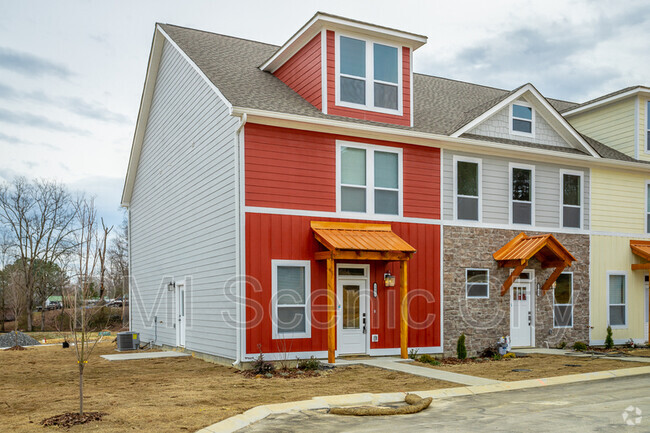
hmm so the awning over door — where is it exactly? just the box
[310,221,415,363]
[630,240,650,271]
[311,221,416,261]
[493,233,577,296]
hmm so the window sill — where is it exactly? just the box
[335,100,403,116]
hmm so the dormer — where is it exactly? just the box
[260,12,427,126]
[563,86,650,162]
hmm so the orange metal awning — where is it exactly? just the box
[311,221,416,261]
[631,240,650,271]
[493,233,577,295]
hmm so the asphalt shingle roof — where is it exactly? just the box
[159,24,639,163]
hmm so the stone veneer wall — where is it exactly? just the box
[443,226,589,356]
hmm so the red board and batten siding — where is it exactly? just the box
[273,34,322,110]
[245,213,441,354]
[245,123,440,219]
[326,30,411,126]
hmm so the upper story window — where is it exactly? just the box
[510,102,534,136]
[510,164,534,225]
[561,170,582,229]
[338,141,402,216]
[646,181,650,233]
[454,156,481,221]
[338,35,401,113]
[646,101,650,152]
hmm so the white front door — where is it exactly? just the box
[337,267,368,355]
[510,282,533,347]
[176,282,186,347]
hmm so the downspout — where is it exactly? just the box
[232,113,247,367]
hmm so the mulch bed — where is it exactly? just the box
[7,345,27,351]
[240,368,326,379]
[41,411,106,428]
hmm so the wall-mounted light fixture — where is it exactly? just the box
[168,281,176,291]
[384,271,395,287]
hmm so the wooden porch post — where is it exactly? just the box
[400,260,408,359]
[327,257,335,364]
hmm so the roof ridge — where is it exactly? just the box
[412,72,509,93]
[159,23,280,49]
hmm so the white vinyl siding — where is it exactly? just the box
[129,40,239,360]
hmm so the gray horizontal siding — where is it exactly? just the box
[469,102,571,148]
[443,150,590,230]
[129,39,239,360]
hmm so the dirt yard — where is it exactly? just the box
[1,342,453,433]
[414,354,649,381]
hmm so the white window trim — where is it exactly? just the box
[646,180,650,234]
[453,155,482,222]
[336,140,403,218]
[607,271,628,329]
[553,272,573,329]
[509,101,535,138]
[335,31,403,116]
[271,260,312,340]
[646,100,650,154]
[559,169,584,230]
[509,162,536,226]
[465,268,489,299]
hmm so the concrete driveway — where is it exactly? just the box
[239,374,650,432]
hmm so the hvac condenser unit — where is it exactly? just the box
[116,331,140,351]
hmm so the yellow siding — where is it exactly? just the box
[568,98,636,158]
[591,235,648,343]
[640,98,650,162]
[590,167,647,233]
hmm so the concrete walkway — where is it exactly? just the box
[101,351,191,361]
[335,357,501,386]
[514,348,650,363]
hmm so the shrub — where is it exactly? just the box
[573,341,588,352]
[556,341,567,350]
[492,353,502,361]
[604,326,614,349]
[418,354,440,366]
[503,352,516,359]
[408,348,419,360]
[457,334,467,360]
[480,345,499,359]
[297,356,321,371]
[251,346,275,375]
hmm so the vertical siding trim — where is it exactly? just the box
[321,30,328,114]
[635,96,640,160]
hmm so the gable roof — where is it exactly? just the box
[562,86,650,116]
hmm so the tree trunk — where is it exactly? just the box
[79,363,84,415]
[41,301,46,331]
[26,298,33,332]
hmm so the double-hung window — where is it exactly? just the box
[510,164,534,225]
[339,142,401,216]
[338,35,400,112]
[454,156,481,221]
[646,101,650,152]
[272,260,311,339]
[466,269,489,298]
[511,102,534,135]
[608,273,627,328]
[561,171,582,229]
[646,181,650,234]
[553,273,573,327]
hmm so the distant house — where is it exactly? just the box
[122,12,649,365]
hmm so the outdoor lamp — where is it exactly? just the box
[384,271,395,287]
[167,281,176,291]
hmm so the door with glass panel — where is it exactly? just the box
[510,281,533,347]
[336,266,368,355]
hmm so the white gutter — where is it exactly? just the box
[231,106,650,173]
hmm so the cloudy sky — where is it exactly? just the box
[1,0,649,228]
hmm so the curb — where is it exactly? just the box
[196,365,650,433]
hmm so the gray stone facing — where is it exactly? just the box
[443,226,589,356]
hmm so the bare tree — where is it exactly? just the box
[96,219,112,304]
[107,215,128,323]
[33,260,67,330]
[0,229,14,332]
[0,178,76,331]
[62,198,112,415]
[6,265,27,346]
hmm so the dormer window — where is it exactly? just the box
[337,35,401,113]
[511,102,534,136]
